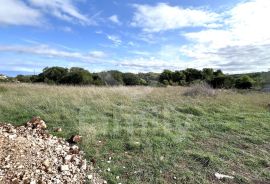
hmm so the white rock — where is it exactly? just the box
[60,165,69,171]
[87,175,93,180]
[81,159,87,170]
[30,180,36,184]
[18,165,24,169]
[8,134,17,140]
[215,172,234,180]
[65,155,72,162]
[43,159,50,168]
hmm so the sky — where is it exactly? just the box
[0,0,270,76]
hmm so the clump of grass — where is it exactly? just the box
[184,83,216,97]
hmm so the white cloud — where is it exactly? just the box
[89,51,106,58]
[0,44,106,62]
[108,15,121,25]
[28,0,93,25]
[118,57,182,71]
[0,0,94,26]
[60,26,73,32]
[107,35,122,46]
[131,3,219,32]
[180,0,270,73]
[0,0,42,26]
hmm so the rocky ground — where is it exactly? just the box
[0,117,104,184]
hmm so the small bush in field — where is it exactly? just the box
[184,83,216,97]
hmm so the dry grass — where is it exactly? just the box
[183,83,216,97]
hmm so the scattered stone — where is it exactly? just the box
[69,135,82,144]
[0,118,105,184]
[8,134,17,140]
[60,165,69,171]
[54,128,62,132]
[81,159,87,170]
[87,175,93,180]
[42,159,50,168]
[215,172,234,180]
[26,116,47,129]
[65,155,73,162]
[17,165,24,169]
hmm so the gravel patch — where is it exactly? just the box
[0,117,103,184]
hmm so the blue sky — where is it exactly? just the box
[0,0,270,76]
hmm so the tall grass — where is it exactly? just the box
[0,83,269,183]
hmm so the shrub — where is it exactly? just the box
[99,70,124,85]
[183,68,203,84]
[16,75,32,83]
[184,83,216,97]
[60,68,93,85]
[122,73,140,86]
[159,70,173,84]
[42,67,68,84]
[235,75,255,89]
[211,75,235,89]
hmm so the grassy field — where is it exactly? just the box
[0,83,269,184]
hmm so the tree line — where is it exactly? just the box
[13,66,261,89]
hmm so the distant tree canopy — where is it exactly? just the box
[159,68,256,89]
[30,67,96,85]
[60,67,93,85]
[12,66,262,89]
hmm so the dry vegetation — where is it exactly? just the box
[0,83,269,184]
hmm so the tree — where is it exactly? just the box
[223,76,235,89]
[183,68,202,84]
[235,75,254,89]
[41,67,68,84]
[211,75,235,89]
[98,71,123,85]
[159,70,173,84]
[16,75,32,83]
[214,69,224,77]
[60,68,93,85]
[92,73,105,86]
[172,71,186,85]
[202,68,214,81]
[122,73,140,86]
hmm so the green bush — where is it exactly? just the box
[122,73,140,86]
[235,75,255,89]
